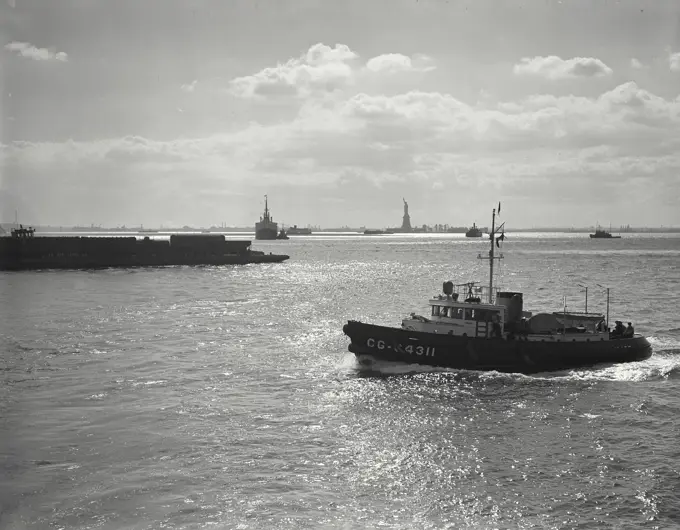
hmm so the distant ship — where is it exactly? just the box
[277,228,289,240]
[255,195,279,240]
[590,227,621,239]
[286,225,312,235]
[363,229,394,235]
[465,223,483,238]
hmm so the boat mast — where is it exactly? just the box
[264,195,269,220]
[489,207,495,303]
[477,204,504,304]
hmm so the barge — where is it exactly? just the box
[0,226,289,271]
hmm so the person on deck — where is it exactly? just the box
[612,321,625,338]
[623,322,634,338]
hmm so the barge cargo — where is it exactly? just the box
[0,227,289,271]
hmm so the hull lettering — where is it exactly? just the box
[365,337,435,357]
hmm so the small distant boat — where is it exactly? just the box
[465,223,483,238]
[277,228,289,240]
[363,229,390,235]
[286,225,312,235]
[590,227,621,239]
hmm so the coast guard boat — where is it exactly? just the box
[343,204,652,374]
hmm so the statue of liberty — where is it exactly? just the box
[401,198,412,232]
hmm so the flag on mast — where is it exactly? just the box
[498,202,501,215]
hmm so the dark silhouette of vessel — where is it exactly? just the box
[286,225,312,235]
[343,203,651,374]
[363,229,392,235]
[256,195,279,240]
[465,223,483,238]
[590,228,621,239]
[0,226,289,271]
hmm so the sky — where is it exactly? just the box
[1,0,680,229]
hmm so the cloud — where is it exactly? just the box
[365,53,436,73]
[4,80,679,226]
[228,44,437,100]
[630,58,644,69]
[4,41,68,62]
[670,52,680,72]
[513,55,613,80]
[229,43,358,99]
[181,80,198,92]
[9,82,679,178]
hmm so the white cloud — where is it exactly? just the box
[4,41,68,62]
[630,58,644,69]
[365,53,436,73]
[181,80,198,92]
[6,83,679,195]
[229,43,358,99]
[670,52,680,72]
[228,44,438,99]
[513,55,612,80]
[4,37,679,226]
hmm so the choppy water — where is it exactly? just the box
[2,233,680,529]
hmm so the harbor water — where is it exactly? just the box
[2,233,680,529]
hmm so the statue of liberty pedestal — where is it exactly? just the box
[401,198,412,232]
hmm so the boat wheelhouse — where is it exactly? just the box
[407,281,613,344]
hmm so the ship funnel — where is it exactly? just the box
[496,291,523,322]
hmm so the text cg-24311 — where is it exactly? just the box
[365,338,436,357]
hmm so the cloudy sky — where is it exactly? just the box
[1,0,680,228]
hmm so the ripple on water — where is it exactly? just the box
[1,235,679,529]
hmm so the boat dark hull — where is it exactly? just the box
[256,228,278,240]
[343,320,652,374]
[0,253,289,271]
[0,235,289,271]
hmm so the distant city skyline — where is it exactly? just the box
[2,0,680,228]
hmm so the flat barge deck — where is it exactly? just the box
[0,227,289,271]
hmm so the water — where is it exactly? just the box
[2,233,680,529]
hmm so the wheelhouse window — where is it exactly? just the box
[459,307,501,322]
